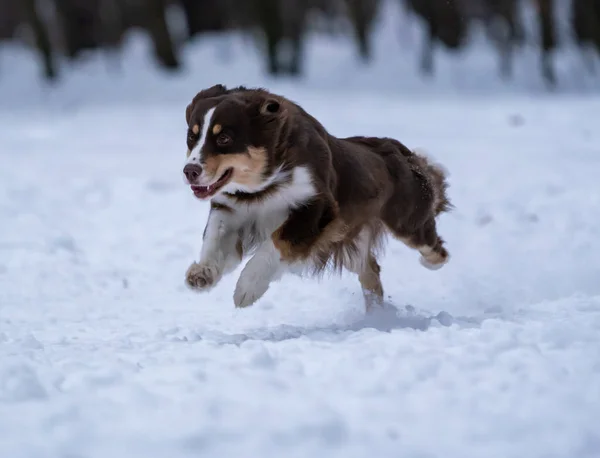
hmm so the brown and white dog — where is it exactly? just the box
[182,84,452,310]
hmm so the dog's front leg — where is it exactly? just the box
[233,238,286,308]
[233,196,337,308]
[186,206,241,292]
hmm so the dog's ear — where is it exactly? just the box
[254,96,288,125]
[185,84,229,124]
[260,98,281,115]
[185,103,193,125]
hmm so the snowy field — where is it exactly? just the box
[2,3,600,457]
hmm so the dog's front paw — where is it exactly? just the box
[185,262,221,291]
[233,272,270,308]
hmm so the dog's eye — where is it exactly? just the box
[187,131,197,142]
[216,133,232,146]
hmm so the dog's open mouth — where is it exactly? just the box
[191,168,233,199]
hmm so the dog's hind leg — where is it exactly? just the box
[342,230,384,311]
[358,253,384,311]
[394,218,449,270]
[381,155,450,271]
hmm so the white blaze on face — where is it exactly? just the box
[187,106,216,166]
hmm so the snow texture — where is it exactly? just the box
[1,2,600,457]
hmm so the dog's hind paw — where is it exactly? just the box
[185,262,221,291]
[419,256,445,270]
[418,245,449,271]
[419,253,449,271]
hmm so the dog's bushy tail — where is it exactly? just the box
[410,148,452,216]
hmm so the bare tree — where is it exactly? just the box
[234,0,314,76]
[143,0,180,69]
[54,0,103,59]
[179,0,228,39]
[23,0,57,80]
[252,0,286,74]
[402,0,468,75]
[478,0,523,79]
[343,0,381,62]
[571,0,600,73]
[534,0,557,86]
[403,0,526,80]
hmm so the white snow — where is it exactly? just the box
[1,2,600,457]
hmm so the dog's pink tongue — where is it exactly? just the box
[191,184,215,198]
[191,185,207,197]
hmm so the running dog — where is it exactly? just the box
[182,84,452,309]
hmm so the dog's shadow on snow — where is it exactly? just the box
[183,303,491,345]
[346,303,458,332]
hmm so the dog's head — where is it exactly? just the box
[182,85,288,200]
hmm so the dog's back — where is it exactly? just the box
[341,135,451,217]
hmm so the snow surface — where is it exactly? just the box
[2,2,600,457]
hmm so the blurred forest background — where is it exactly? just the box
[0,0,599,88]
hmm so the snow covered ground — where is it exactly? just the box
[2,3,600,457]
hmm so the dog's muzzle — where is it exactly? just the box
[183,163,203,184]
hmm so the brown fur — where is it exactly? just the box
[201,147,268,190]
[184,84,453,310]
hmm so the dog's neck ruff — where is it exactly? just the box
[214,165,315,212]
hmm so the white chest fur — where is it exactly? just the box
[193,166,318,307]
[212,165,316,249]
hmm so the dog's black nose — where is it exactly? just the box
[183,163,202,183]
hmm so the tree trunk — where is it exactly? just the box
[144,0,180,70]
[180,0,227,38]
[536,0,557,86]
[23,0,57,81]
[345,0,379,62]
[572,0,600,53]
[252,0,284,75]
[54,0,100,59]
